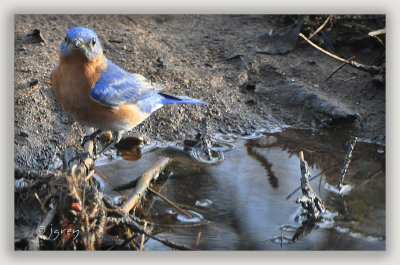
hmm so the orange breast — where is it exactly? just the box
[51,53,150,131]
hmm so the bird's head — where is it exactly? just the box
[60,27,102,59]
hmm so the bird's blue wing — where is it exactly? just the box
[90,58,157,107]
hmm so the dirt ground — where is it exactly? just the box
[14,14,385,171]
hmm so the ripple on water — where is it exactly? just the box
[176,210,204,223]
[195,199,213,208]
[189,148,225,164]
[270,235,295,245]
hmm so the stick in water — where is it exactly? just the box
[121,157,170,213]
[337,137,358,192]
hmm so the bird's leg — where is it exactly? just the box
[79,131,123,161]
[81,129,103,148]
[94,131,123,158]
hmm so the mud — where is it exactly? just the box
[14,15,385,171]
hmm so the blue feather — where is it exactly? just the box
[67,27,97,43]
[90,58,156,107]
[90,58,205,113]
[159,93,205,105]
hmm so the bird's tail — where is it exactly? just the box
[159,93,206,105]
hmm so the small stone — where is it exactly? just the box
[29,78,39,88]
[19,131,29,137]
[192,115,202,122]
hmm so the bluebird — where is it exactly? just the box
[51,27,205,157]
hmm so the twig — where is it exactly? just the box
[368,28,385,45]
[130,214,210,228]
[65,128,96,177]
[106,216,141,230]
[368,28,386,37]
[368,29,385,46]
[286,163,340,200]
[298,32,383,74]
[105,197,209,229]
[291,220,316,242]
[94,192,106,248]
[344,76,357,82]
[15,167,58,180]
[15,171,61,193]
[195,231,202,250]
[325,56,355,82]
[148,187,194,218]
[107,216,192,250]
[84,169,95,181]
[337,137,358,192]
[34,193,47,213]
[308,15,332,40]
[106,216,140,250]
[104,223,118,232]
[318,171,323,193]
[146,234,192,250]
[299,32,348,62]
[295,151,325,221]
[120,157,170,213]
[91,166,127,200]
[140,221,147,251]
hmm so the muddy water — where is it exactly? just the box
[94,128,385,250]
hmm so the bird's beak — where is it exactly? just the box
[72,39,86,49]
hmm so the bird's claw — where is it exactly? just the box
[79,151,97,162]
[81,135,92,147]
[81,129,103,147]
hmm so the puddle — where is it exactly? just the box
[94,128,385,250]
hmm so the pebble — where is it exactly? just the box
[19,131,29,137]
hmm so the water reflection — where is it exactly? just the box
[94,128,385,250]
[246,141,279,189]
[115,136,144,161]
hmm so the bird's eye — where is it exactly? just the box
[91,38,96,46]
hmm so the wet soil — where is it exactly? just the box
[14,15,385,171]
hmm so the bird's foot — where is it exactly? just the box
[81,129,103,147]
[79,151,98,162]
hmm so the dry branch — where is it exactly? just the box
[15,168,61,193]
[325,56,355,82]
[337,137,358,192]
[91,166,127,200]
[120,157,170,213]
[295,151,325,221]
[64,127,96,176]
[286,163,340,200]
[298,32,383,74]
[195,231,202,250]
[308,15,332,40]
[148,187,194,218]
[107,216,192,250]
[368,28,385,46]
[130,214,210,228]
[368,28,386,37]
